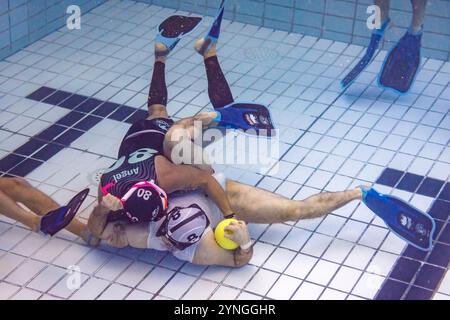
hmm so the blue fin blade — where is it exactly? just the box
[157,15,203,38]
[197,0,226,55]
[216,102,276,136]
[341,18,389,89]
[208,0,225,41]
[362,188,435,251]
[378,30,421,93]
[155,33,180,51]
[40,188,89,236]
[155,15,203,52]
[341,32,382,88]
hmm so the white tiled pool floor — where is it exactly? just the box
[0,0,449,300]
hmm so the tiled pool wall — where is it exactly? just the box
[0,0,107,61]
[1,1,449,62]
[138,0,450,61]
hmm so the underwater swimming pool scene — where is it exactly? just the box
[0,0,449,300]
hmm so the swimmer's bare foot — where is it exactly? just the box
[357,185,371,200]
[194,37,217,59]
[155,42,169,62]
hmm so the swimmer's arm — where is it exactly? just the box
[157,158,234,217]
[87,187,123,238]
[192,231,253,267]
[87,204,110,238]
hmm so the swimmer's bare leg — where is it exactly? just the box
[0,188,40,231]
[163,111,222,173]
[225,180,364,224]
[163,111,219,171]
[375,0,390,23]
[411,0,427,32]
[0,177,93,242]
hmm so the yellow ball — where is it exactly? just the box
[214,218,239,250]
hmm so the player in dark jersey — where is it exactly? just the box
[0,11,237,246]
[86,8,370,266]
[90,17,238,231]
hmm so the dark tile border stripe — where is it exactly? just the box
[375,167,449,300]
[375,167,449,202]
[1,86,146,177]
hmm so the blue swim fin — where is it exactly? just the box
[362,188,435,251]
[156,15,203,56]
[341,19,390,89]
[197,0,225,55]
[40,188,89,236]
[214,102,276,136]
[378,28,422,93]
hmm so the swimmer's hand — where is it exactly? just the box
[101,194,123,212]
[224,220,251,247]
[106,223,128,248]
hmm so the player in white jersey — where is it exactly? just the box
[89,173,364,267]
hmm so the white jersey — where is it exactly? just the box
[146,172,225,262]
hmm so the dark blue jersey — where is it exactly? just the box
[100,148,159,198]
